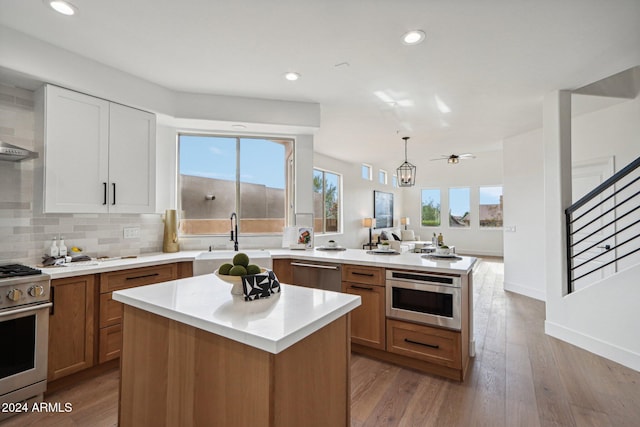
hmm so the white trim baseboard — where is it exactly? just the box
[503,280,546,301]
[545,320,640,372]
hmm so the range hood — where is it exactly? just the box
[0,141,38,162]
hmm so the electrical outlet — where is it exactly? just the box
[123,227,140,239]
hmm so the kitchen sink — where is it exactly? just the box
[192,250,272,276]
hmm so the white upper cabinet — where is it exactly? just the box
[38,85,156,213]
[108,103,156,213]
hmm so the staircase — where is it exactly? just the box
[565,155,640,293]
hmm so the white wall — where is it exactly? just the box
[400,150,504,256]
[503,129,546,300]
[312,152,404,249]
[0,25,322,255]
[504,93,640,371]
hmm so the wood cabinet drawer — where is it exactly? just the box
[99,324,122,363]
[386,319,461,369]
[342,264,384,286]
[100,263,178,293]
[99,292,123,328]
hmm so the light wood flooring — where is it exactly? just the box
[3,258,639,426]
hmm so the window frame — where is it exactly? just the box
[479,185,504,229]
[420,188,442,227]
[177,132,294,236]
[379,169,388,185]
[313,167,343,235]
[361,163,372,181]
[448,186,471,229]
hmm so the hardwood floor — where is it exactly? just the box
[3,258,639,426]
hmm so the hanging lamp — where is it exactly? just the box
[396,136,416,187]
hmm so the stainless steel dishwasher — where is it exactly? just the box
[291,260,342,292]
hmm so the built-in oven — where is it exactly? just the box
[0,265,51,421]
[386,269,461,330]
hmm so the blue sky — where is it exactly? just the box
[179,135,285,189]
[479,186,502,204]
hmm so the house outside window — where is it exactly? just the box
[392,175,397,188]
[313,168,341,233]
[421,188,441,226]
[178,134,293,235]
[479,186,503,228]
[362,164,372,180]
[449,187,470,227]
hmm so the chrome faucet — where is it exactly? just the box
[230,212,239,251]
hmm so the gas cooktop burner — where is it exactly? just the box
[0,264,43,279]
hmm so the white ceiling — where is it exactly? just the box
[1,0,639,165]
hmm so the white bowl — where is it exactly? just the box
[214,267,268,284]
[377,244,391,251]
[327,240,337,248]
[215,267,268,295]
[435,247,451,255]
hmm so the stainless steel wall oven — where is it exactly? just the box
[386,269,461,330]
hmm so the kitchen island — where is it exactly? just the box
[112,274,360,427]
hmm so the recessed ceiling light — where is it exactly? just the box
[402,30,426,45]
[284,72,300,81]
[46,0,78,16]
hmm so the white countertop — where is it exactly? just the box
[270,248,477,274]
[113,274,361,354]
[39,251,202,279]
[38,247,476,280]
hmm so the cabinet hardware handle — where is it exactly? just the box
[125,273,160,281]
[597,244,611,250]
[112,183,116,205]
[350,285,374,291]
[290,262,339,270]
[50,286,55,316]
[103,182,107,205]
[352,272,374,277]
[404,338,439,349]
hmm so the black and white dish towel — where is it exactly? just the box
[241,270,281,301]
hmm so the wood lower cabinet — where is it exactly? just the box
[386,319,462,369]
[97,262,191,363]
[341,264,385,350]
[48,275,95,381]
[342,282,385,350]
[271,258,293,284]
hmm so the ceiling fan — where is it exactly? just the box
[430,154,476,164]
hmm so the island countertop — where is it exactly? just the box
[112,273,361,354]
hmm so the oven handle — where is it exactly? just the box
[290,262,339,270]
[0,302,53,318]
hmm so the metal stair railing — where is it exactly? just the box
[565,155,640,293]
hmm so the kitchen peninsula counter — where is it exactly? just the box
[269,248,476,274]
[113,274,360,427]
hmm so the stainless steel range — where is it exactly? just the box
[0,264,51,421]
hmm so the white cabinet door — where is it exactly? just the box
[44,85,109,213]
[108,103,156,213]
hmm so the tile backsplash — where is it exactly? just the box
[0,83,164,265]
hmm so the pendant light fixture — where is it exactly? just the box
[396,136,416,187]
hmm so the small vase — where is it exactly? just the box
[163,209,180,253]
